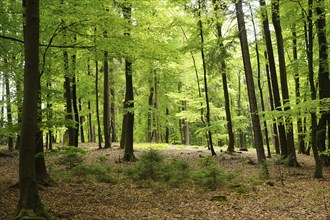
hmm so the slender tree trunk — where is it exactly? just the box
[315,0,330,165]
[103,48,111,149]
[64,51,75,146]
[213,0,235,152]
[78,98,85,143]
[4,71,13,151]
[110,71,117,142]
[237,71,246,150]
[95,60,102,149]
[198,0,216,155]
[154,70,161,143]
[46,82,53,150]
[147,75,154,142]
[165,107,170,143]
[71,54,79,147]
[271,0,298,167]
[236,0,268,177]
[259,0,287,157]
[292,27,305,154]
[249,3,271,157]
[15,0,49,218]
[122,3,136,161]
[87,59,94,142]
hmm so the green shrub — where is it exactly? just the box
[164,158,190,187]
[130,149,165,181]
[54,146,87,169]
[192,156,228,190]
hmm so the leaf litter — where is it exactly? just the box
[1,143,330,220]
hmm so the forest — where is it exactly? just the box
[0,0,330,219]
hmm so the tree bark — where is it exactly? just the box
[271,0,298,167]
[236,0,268,177]
[122,3,136,161]
[15,0,49,218]
[71,54,79,147]
[95,60,102,149]
[4,70,13,151]
[315,0,330,166]
[87,59,94,142]
[103,48,111,149]
[259,0,287,157]
[213,0,235,152]
[198,0,216,156]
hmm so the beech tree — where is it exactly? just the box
[15,0,49,218]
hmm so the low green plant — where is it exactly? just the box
[164,158,190,187]
[53,146,87,169]
[124,149,165,181]
[192,156,228,191]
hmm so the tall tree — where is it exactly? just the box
[259,0,287,157]
[103,41,111,149]
[4,69,13,151]
[198,0,216,156]
[271,0,298,166]
[212,0,235,152]
[122,2,136,161]
[315,0,330,165]
[235,0,268,177]
[15,0,49,218]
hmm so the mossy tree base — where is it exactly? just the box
[14,208,51,220]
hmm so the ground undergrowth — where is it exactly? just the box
[1,143,330,220]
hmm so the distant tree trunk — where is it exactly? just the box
[103,48,111,149]
[259,0,287,157]
[198,0,216,155]
[15,0,49,218]
[95,60,102,149]
[64,51,75,146]
[110,74,117,142]
[147,75,154,143]
[165,107,170,143]
[292,27,305,154]
[237,71,246,150]
[183,98,190,145]
[153,70,162,143]
[15,74,23,150]
[315,0,330,166]
[71,54,79,147]
[122,3,136,161]
[35,82,53,186]
[78,98,85,143]
[4,71,13,151]
[249,4,271,157]
[46,82,53,150]
[87,59,94,142]
[213,0,235,152]
[236,0,268,177]
[264,51,280,154]
[271,0,298,167]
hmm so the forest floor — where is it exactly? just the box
[1,143,330,220]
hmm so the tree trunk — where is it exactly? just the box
[64,51,75,146]
[95,60,102,149]
[236,0,268,177]
[237,71,246,150]
[15,0,49,218]
[292,27,305,154]
[198,0,216,156]
[147,75,154,143]
[248,3,271,158]
[110,73,117,142]
[165,107,170,143]
[122,4,136,161]
[87,59,94,142]
[71,54,79,147]
[4,71,13,151]
[78,98,85,143]
[259,0,287,157]
[212,0,235,152]
[315,0,330,166]
[271,0,298,167]
[103,48,111,149]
